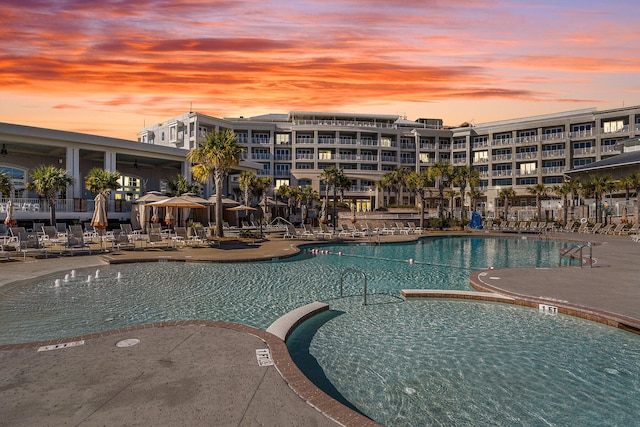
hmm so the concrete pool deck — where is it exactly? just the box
[0,230,639,426]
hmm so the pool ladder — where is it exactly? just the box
[560,242,592,268]
[340,268,368,305]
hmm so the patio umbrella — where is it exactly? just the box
[164,207,175,226]
[226,204,258,212]
[181,192,210,205]
[320,200,327,223]
[135,191,168,203]
[4,199,16,226]
[138,203,148,233]
[151,206,160,223]
[90,194,108,230]
[207,195,240,206]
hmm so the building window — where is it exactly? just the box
[543,126,564,135]
[602,119,625,133]
[276,134,290,145]
[275,179,290,189]
[573,158,593,167]
[116,176,141,201]
[0,165,27,195]
[517,178,537,185]
[543,177,563,184]
[169,126,177,142]
[571,123,592,132]
[473,151,488,162]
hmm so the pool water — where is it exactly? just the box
[0,237,567,344]
[288,297,640,426]
[1,236,637,425]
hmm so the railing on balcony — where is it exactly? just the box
[0,197,133,216]
[360,154,378,162]
[317,137,336,144]
[601,125,629,135]
[542,149,565,158]
[296,153,315,160]
[274,154,291,161]
[568,129,594,139]
[492,170,513,177]
[541,166,566,174]
[296,138,315,144]
[573,147,596,156]
[339,138,357,145]
[472,141,490,148]
[381,156,397,163]
[492,138,513,146]
[360,139,379,146]
[400,142,415,149]
[473,157,489,163]
[514,135,540,144]
[601,145,621,154]
[452,143,467,150]
[453,157,467,164]
[257,169,272,176]
[274,170,291,178]
[515,169,538,177]
[337,154,358,161]
[540,132,566,141]
[491,154,512,162]
[400,157,416,164]
[252,138,271,145]
[251,153,271,160]
[515,152,538,160]
[420,143,436,150]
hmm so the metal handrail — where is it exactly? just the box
[560,242,592,268]
[340,268,368,305]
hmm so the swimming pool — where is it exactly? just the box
[0,236,637,425]
[0,236,567,344]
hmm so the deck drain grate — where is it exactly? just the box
[256,349,273,366]
[38,340,85,352]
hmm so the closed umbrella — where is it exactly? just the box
[151,206,160,223]
[4,199,16,226]
[164,207,175,226]
[90,194,108,230]
[138,204,148,233]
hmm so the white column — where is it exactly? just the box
[66,147,81,198]
[104,151,117,172]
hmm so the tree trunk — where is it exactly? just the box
[214,172,224,238]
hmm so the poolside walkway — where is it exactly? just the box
[1,230,639,426]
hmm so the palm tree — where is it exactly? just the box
[238,171,256,206]
[553,181,577,225]
[497,187,516,220]
[0,170,13,198]
[526,183,548,221]
[26,165,74,225]
[319,166,344,230]
[276,184,292,218]
[581,174,614,224]
[300,186,319,215]
[187,129,243,238]
[428,162,453,222]
[166,174,200,196]
[251,176,272,236]
[467,188,485,215]
[389,167,410,206]
[444,189,458,220]
[378,173,394,207]
[405,171,431,230]
[452,166,475,224]
[620,172,640,222]
[85,167,121,196]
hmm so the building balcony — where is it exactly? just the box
[360,140,379,146]
[381,156,398,163]
[541,166,566,174]
[514,135,540,144]
[400,157,416,164]
[491,154,512,162]
[492,170,513,177]
[473,157,489,163]
[540,133,566,142]
[453,157,467,165]
[472,141,489,148]
[515,152,538,160]
[420,143,436,150]
[541,149,565,158]
[568,129,594,139]
[400,143,415,149]
[515,169,538,177]
[274,154,291,161]
[317,137,336,144]
[601,125,630,135]
[337,154,358,161]
[252,138,271,145]
[274,170,290,178]
[257,169,271,176]
[296,138,315,144]
[573,147,596,156]
[338,138,357,145]
[296,153,315,160]
[452,143,467,150]
[601,145,621,154]
[492,138,513,146]
[250,153,271,160]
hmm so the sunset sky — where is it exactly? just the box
[1,0,639,140]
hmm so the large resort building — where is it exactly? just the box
[1,104,640,223]
[138,105,640,218]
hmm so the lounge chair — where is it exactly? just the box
[111,230,136,251]
[597,224,614,234]
[407,222,422,234]
[67,225,92,253]
[588,223,603,234]
[609,223,625,235]
[301,224,316,239]
[621,222,638,235]
[17,230,47,259]
[338,223,353,238]
[284,224,299,239]
[395,222,410,235]
[318,223,336,239]
[146,228,171,249]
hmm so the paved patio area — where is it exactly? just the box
[0,230,638,426]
